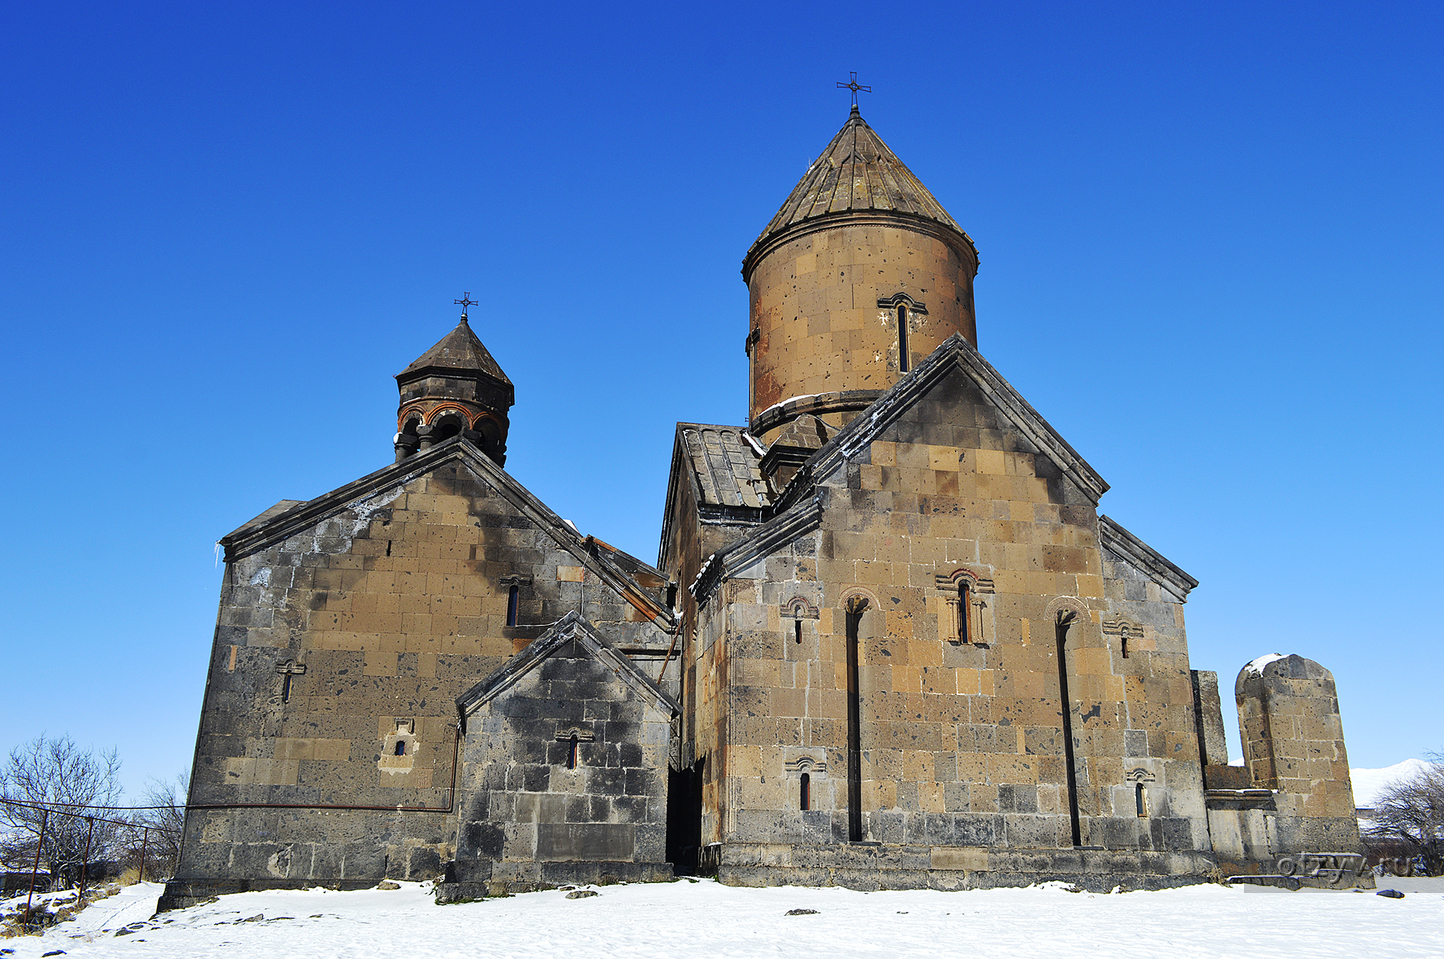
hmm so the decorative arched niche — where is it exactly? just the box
[933,568,995,646]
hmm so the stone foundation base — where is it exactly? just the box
[435,859,675,901]
[707,842,1220,892]
[158,876,397,912]
[1215,855,1374,890]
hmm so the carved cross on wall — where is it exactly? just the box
[276,660,306,703]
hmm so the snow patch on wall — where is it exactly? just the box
[1242,652,1287,676]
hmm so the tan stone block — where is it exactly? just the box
[312,739,351,761]
[970,783,999,812]
[770,687,806,718]
[913,639,943,672]
[902,750,935,782]
[364,650,399,677]
[244,629,287,649]
[557,565,585,582]
[918,780,946,813]
[226,757,300,786]
[956,752,990,782]
[273,738,312,761]
[931,847,988,871]
[976,449,1006,475]
[862,780,897,808]
[927,445,958,472]
[1071,647,1108,676]
[893,442,929,470]
[398,767,433,789]
[988,753,1039,784]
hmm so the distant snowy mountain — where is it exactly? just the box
[1352,759,1437,808]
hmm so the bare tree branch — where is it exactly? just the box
[0,734,124,889]
[1367,754,1444,876]
[127,770,188,881]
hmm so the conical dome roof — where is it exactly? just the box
[398,317,511,385]
[743,108,976,277]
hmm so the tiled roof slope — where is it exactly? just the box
[677,424,771,510]
[745,108,977,268]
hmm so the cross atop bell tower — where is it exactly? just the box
[836,71,871,111]
[454,292,477,320]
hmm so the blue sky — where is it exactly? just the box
[2,1,1439,797]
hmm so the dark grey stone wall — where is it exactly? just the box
[444,633,674,896]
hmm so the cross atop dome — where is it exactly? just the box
[836,71,871,111]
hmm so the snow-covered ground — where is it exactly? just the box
[3,877,1441,959]
[0,760,1433,956]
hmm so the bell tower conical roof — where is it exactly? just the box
[394,308,515,467]
[398,317,511,386]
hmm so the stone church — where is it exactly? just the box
[161,106,1363,907]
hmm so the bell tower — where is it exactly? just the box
[393,296,514,466]
[742,106,979,442]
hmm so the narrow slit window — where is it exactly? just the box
[800,772,811,811]
[395,741,406,757]
[567,733,579,770]
[506,584,519,627]
[281,673,293,703]
[1121,635,1129,659]
[959,583,971,644]
[844,597,868,842]
[1135,782,1148,817]
[794,619,803,644]
[897,305,910,372]
[1056,612,1083,847]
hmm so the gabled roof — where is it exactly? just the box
[455,611,680,717]
[219,437,676,631]
[397,317,511,385]
[691,334,1112,602]
[780,332,1109,511]
[656,423,771,572]
[1099,515,1198,603]
[743,108,977,280]
[225,499,309,540]
[677,424,771,511]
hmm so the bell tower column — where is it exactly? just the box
[394,294,515,467]
[742,107,979,443]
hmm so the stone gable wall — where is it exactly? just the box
[696,366,1213,884]
[443,636,674,895]
[170,456,671,902]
